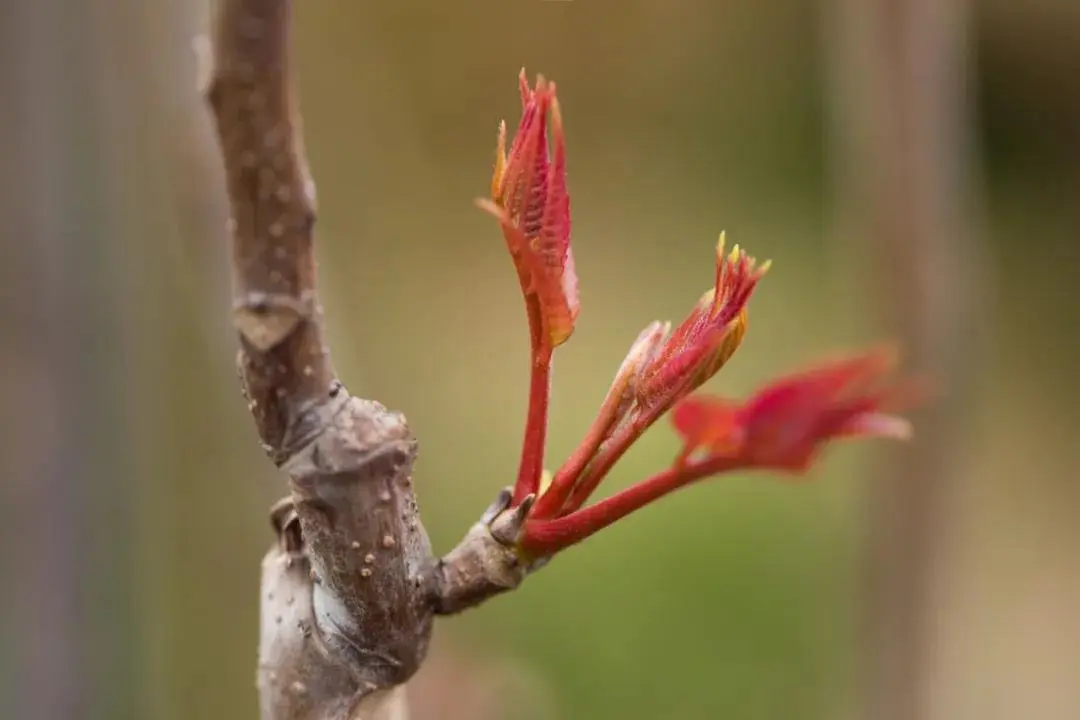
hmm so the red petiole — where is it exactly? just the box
[522,452,744,557]
[512,297,554,506]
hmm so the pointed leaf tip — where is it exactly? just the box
[636,235,768,411]
[490,120,508,201]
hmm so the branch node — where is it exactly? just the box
[233,291,311,351]
[491,493,535,546]
[430,488,543,616]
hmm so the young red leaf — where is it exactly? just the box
[636,234,769,413]
[478,70,581,506]
[673,346,914,473]
[478,69,579,349]
[530,237,769,520]
[669,395,742,468]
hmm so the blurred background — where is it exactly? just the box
[2,0,1078,719]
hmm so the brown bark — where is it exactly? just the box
[203,2,534,717]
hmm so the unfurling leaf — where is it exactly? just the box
[636,234,769,411]
[672,345,914,472]
[479,69,579,349]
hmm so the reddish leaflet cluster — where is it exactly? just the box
[479,70,914,559]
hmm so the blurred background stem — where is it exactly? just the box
[826,0,987,718]
[1,1,141,717]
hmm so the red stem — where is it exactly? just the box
[521,454,744,556]
[513,340,553,506]
[532,385,625,517]
[558,402,667,513]
[556,367,718,512]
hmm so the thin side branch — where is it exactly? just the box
[203,2,536,717]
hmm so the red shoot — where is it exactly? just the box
[531,235,768,520]
[474,69,919,561]
[636,236,769,414]
[520,347,915,557]
[478,70,579,506]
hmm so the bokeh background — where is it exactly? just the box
[2,0,1078,719]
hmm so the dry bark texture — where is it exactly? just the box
[203,1,532,718]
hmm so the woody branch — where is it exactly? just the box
[203,1,535,718]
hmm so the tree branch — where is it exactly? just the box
[203,2,536,717]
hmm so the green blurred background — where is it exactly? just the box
[2,0,1078,719]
